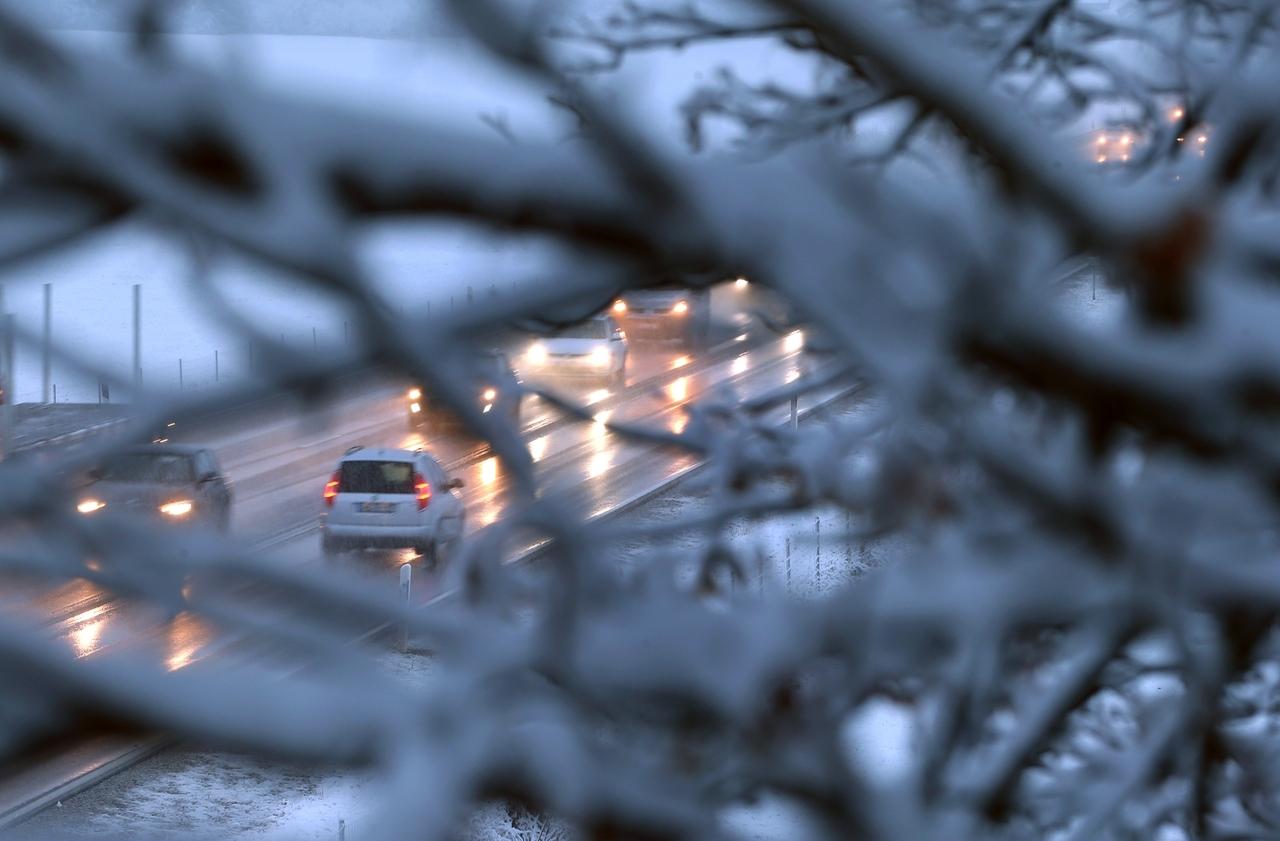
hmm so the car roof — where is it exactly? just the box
[340,447,437,464]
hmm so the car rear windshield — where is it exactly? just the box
[339,460,415,494]
[98,453,195,484]
[554,320,610,339]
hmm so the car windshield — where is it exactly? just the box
[553,320,610,340]
[339,461,415,494]
[98,453,195,484]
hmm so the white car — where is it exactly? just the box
[520,315,628,387]
[320,447,465,563]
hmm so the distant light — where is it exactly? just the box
[482,388,497,402]
[1171,107,1184,120]
[1197,134,1208,144]
[407,388,422,400]
[1095,135,1107,146]
[1096,155,1107,164]
[1120,134,1132,146]
[672,300,689,316]
[77,499,105,514]
[734,277,749,289]
[1176,137,1184,143]
[409,402,421,413]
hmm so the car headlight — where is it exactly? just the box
[409,402,421,413]
[672,300,689,315]
[612,299,627,314]
[408,388,422,400]
[527,343,548,365]
[159,500,194,518]
[482,388,497,402]
[77,499,105,514]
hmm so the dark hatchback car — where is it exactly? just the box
[75,445,233,531]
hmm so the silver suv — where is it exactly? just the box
[320,447,465,563]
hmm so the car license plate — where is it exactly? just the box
[359,502,396,514]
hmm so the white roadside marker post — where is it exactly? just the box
[399,562,412,652]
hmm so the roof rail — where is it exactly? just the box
[344,445,364,455]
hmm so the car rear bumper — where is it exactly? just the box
[615,314,687,341]
[523,361,619,379]
[322,521,437,548]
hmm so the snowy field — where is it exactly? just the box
[0,25,885,404]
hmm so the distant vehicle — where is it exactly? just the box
[75,444,232,531]
[407,350,522,435]
[320,446,465,564]
[609,288,710,350]
[519,315,628,387]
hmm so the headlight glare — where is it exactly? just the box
[77,499,105,514]
[159,500,194,518]
[527,343,548,365]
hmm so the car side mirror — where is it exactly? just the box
[446,478,465,490]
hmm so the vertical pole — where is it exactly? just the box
[52,383,56,404]
[1,315,13,458]
[815,516,821,593]
[785,537,791,593]
[214,350,220,383]
[41,283,51,404]
[845,509,852,579]
[178,358,183,390]
[790,394,798,429]
[338,818,346,841]
[312,326,318,350]
[466,285,473,306]
[399,562,412,652]
[132,283,142,392]
[248,341,254,374]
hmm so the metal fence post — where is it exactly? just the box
[41,283,51,404]
[1,314,13,459]
[815,516,822,593]
[132,284,141,391]
[214,350,220,383]
[785,537,791,593]
[790,394,798,429]
[178,358,184,390]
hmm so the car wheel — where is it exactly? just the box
[321,533,342,560]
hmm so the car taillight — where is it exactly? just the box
[414,472,431,511]
[324,472,340,507]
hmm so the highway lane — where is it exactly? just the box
[2,332,820,664]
